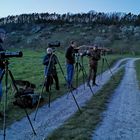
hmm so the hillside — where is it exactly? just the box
[1,12,140,140]
[0,12,140,54]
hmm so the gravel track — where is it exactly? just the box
[93,58,140,140]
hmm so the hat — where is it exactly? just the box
[46,48,53,54]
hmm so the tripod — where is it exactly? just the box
[75,53,94,95]
[34,52,81,121]
[0,59,36,140]
[34,53,54,121]
[100,52,115,81]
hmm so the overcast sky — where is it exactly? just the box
[0,0,140,18]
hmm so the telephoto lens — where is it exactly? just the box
[0,51,23,59]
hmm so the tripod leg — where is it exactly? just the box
[80,57,95,94]
[79,63,87,89]
[100,58,105,81]
[68,87,82,112]
[75,63,79,88]
[8,70,36,135]
[0,69,5,82]
[34,78,46,121]
[104,58,115,80]
[34,54,54,121]
[23,110,37,135]
[47,75,52,108]
[56,56,82,113]
[48,91,51,108]
[82,65,88,88]
[75,63,79,94]
[8,70,18,91]
[3,69,7,140]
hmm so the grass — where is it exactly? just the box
[135,59,140,88]
[0,48,123,128]
[47,68,125,140]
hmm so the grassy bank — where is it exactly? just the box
[47,68,124,140]
[135,59,140,87]
[0,48,123,127]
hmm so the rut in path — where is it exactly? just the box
[93,58,140,140]
[0,58,129,140]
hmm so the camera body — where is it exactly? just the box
[0,51,23,59]
[74,48,79,54]
[48,41,60,48]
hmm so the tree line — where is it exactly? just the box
[0,11,140,26]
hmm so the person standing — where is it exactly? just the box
[82,45,101,86]
[43,48,59,92]
[87,45,101,86]
[65,41,77,89]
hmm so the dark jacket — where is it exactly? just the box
[0,43,5,69]
[43,54,57,75]
[89,50,100,67]
[65,46,75,64]
[82,49,101,68]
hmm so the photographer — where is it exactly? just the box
[43,48,59,92]
[65,41,77,89]
[82,45,101,86]
[0,28,6,117]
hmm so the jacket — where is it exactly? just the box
[82,49,101,67]
[43,53,57,75]
[65,46,75,64]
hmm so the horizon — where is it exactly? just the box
[0,10,139,19]
[0,0,140,18]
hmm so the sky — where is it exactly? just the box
[0,0,140,18]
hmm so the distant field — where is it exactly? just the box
[0,48,123,127]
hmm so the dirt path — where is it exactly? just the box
[0,58,130,140]
[93,58,140,140]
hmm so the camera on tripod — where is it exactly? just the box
[0,51,23,59]
[48,41,60,48]
[96,47,111,56]
[74,48,80,54]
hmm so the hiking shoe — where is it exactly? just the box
[92,83,98,86]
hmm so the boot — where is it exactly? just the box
[0,112,4,118]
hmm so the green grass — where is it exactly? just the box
[47,68,125,140]
[0,48,123,128]
[135,59,140,88]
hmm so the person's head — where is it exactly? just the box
[46,47,53,54]
[70,41,77,48]
[93,45,98,51]
[0,28,6,43]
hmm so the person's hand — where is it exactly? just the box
[86,50,89,54]
[79,53,83,57]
